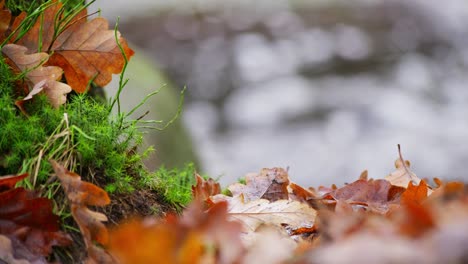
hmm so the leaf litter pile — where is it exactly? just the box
[5,152,468,263]
[1,1,468,263]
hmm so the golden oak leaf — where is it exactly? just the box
[15,1,134,93]
[2,44,71,109]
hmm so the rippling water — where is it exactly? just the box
[96,0,468,186]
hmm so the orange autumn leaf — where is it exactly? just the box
[109,201,244,264]
[191,173,221,202]
[2,44,71,109]
[401,180,429,206]
[14,1,134,93]
[399,202,435,238]
[109,218,183,264]
[290,182,317,202]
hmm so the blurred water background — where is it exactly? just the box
[93,0,468,187]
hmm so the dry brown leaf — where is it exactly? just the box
[229,167,289,202]
[242,226,296,264]
[2,44,71,109]
[15,1,134,93]
[289,182,317,202]
[310,232,431,264]
[50,160,114,263]
[330,178,405,213]
[0,173,71,258]
[385,158,421,188]
[191,173,221,203]
[0,0,11,42]
[0,234,44,264]
[210,194,316,236]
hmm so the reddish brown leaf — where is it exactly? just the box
[191,173,221,202]
[330,178,403,213]
[0,173,27,191]
[50,160,113,262]
[51,160,110,206]
[15,1,134,93]
[261,167,289,202]
[0,0,11,42]
[0,173,71,257]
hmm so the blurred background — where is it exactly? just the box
[92,0,468,187]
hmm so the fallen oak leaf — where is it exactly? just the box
[0,234,47,264]
[0,173,71,257]
[385,145,421,188]
[228,167,290,202]
[1,44,71,109]
[242,226,297,264]
[14,1,135,93]
[330,178,405,214]
[109,201,244,264]
[50,160,114,263]
[401,180,429,206]
[398,201,435,238]
[0,173,27,191]
[0,0,11,42]
[191,173,221,203]
[210,194,317,237]
[289,182,333,210]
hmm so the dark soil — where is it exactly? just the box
[103,189,175,225]
[56,187,176,263]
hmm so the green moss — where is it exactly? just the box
[0,0,206,216]
[0,56,151,194]
[146,163,198,211]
